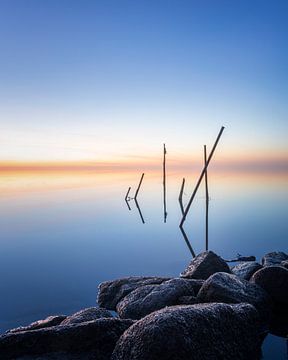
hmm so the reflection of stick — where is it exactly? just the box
[134,198,145,224]
[125,187,131,201]
[179,226,196,258]
[178,178,185,216]
[134,173,144,199]
[204,145,209,251]
[125,199,131,211]
[163,144,167,223]
[180,126,224,227]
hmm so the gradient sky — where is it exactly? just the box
[0,0,287,170]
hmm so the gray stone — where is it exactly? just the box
[60,307,113,326]
[112,303,264,360]
[97,276,170,310]
[181,251,231,280]
[197,272,271,321]
[176,295,198,305]
[0,318,133,360]
[6,315,67,334]
[262,251,288,267]
[231,262,263,280]
[250,266,288,305]
[116,278,196,320]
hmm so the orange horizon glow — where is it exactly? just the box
[0,153,287,174]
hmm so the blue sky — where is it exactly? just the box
[0,0,287,164]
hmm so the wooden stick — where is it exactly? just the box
[178,177,185,216]
[180,126,224,227]
[163,144,167,223]
[125,199,131,211]
[125,186,131,201]
[204,145,209,251]
[134,198,145,224]
[179,225,196,258]
[134,173,144,200]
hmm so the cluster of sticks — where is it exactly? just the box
[124,126,225,254]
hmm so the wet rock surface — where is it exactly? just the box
[116,278,196,319]
[262,252,288,267]
[60,307,113,326]
[112,303,263,360]
[0,318,134,360]
[181,251,231,279]
[97,276,170,310]
[197,272,271,321]
[231,261,263,280]
[6,315,67,334]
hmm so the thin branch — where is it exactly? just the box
[134,198,145,224]
[180,126,225,227]
[204,145,209,251]
[125,186,131,201]
[179,226,196,258]
[134,173,144,200]
[178,177,185,216]
[163,143,167,223]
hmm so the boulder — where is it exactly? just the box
[261,252,288,267]
[0,318,133,360]
[250,266,288,306]
[176,296,198,305]
[181,251,230,280]
[256,267,288,337]
[60,307,113,326]
[97,276,170,310]
[197,272,271,321]
[231,262,262,280]
[112,303,264,360]
[116,278,196,320]
[5,315,67,334]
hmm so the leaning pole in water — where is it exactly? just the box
[180,126,225,228]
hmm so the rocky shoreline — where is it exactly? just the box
[0,251,287,359]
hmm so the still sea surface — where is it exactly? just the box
[0,167,287,358]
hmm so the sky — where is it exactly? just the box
[0,0,287,172]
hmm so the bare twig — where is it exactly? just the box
[163,144,167,223]
[180,126,224,227]
[134,173,144,200]
[179,226,196,258]
[178,177,185,216]
[204,145,209,251]
[125,186,131,201]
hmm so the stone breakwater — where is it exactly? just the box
[0,250,287,359]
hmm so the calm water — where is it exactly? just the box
[0,169,287,358]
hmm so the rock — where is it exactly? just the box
[250,266,288,306]
[197,272,271,321]
[176,295,198,305]
[60,307,113,326]
[181,251,231,280]
[280,260,288,269]
[0,318,134,360]
[112,303,264,360]
[5,315,67,334]
[231,262,263,280]
[116,278,196,320]
[261,251,288,267]
[256,267,288,337]
[97,276,170,310]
